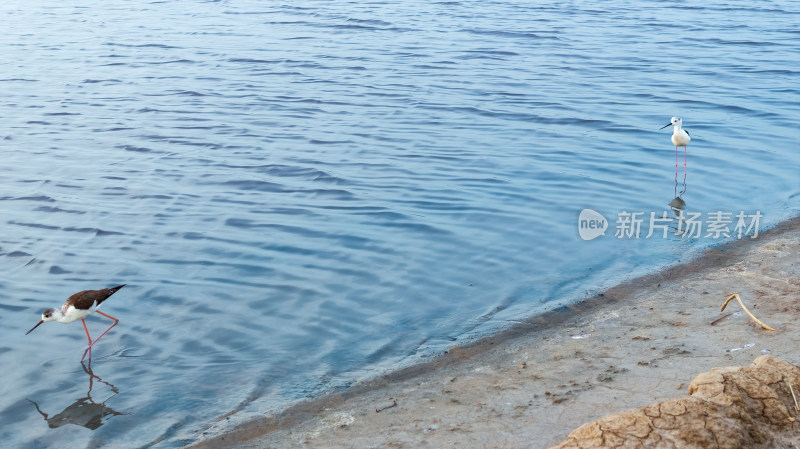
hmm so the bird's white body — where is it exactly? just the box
[46,304,96,324]
[665,117,691,147]
[671,128,691,147]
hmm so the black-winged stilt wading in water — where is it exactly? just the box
[660,117,691,178]
[26,285,125,361]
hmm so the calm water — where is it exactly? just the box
[1,0,798,447]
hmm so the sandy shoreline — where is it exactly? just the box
[189,216,800,449]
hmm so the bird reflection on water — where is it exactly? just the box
[670,182,687,218]
[27,360,123,430]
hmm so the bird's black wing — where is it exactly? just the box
[67,285,126,311]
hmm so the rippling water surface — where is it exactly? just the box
[1,1,798,447]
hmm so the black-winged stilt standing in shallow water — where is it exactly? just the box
[26,285,125,360]
[660,117,691,179]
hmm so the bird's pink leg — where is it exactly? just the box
[81,319,94,361]
[684,146,687,168]
[85,311,119,350]
[82,345,92,362]
[674,145,679,191]
[683,145,688,184]
[675,146,679,178]
[81,319,92,344]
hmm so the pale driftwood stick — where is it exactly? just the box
[720,294,776,331]
[789,383,799,415]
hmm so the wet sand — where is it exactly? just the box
[189,217,800,449]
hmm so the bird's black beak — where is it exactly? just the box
[659,123,672,130]
[26,320,44,335]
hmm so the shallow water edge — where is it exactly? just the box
[189,213,800,448]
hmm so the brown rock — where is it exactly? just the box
[550,356,800,449]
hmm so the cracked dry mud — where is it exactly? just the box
[551,355,800,449]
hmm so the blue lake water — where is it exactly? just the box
[1,0,798,447]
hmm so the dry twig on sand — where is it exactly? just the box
[720,294,776,331]
[709,312,733,326]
